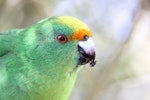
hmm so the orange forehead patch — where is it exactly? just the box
[69,29,92,41]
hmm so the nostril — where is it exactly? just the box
[83,35,89,41]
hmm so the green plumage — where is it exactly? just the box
[0,16,85,100]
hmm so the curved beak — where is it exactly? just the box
[78,37,96,67]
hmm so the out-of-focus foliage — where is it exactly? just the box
[1,0,150,100]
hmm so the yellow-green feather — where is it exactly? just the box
[55,16,89,31]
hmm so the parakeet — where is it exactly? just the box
[0,16,96,100]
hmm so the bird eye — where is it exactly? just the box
[57,34,68,44]
[83,35,89,41]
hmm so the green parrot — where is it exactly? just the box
[0,16,96,100]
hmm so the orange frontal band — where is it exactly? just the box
[69,29,92,41]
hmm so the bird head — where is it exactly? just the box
[30,16,96,71]
[51,16,96,67]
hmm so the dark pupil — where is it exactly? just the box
[60,36,65,41]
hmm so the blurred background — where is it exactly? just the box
[0,0,150,100]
